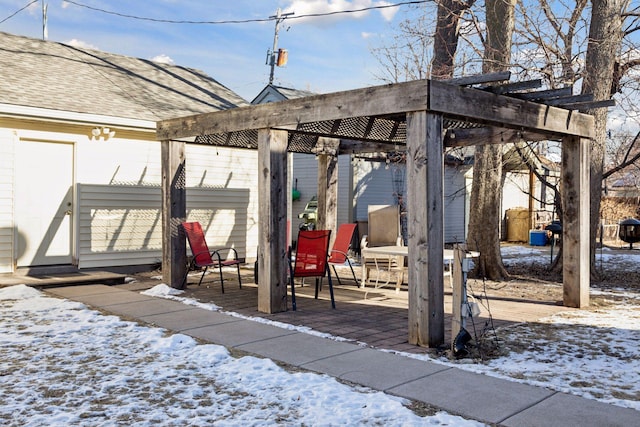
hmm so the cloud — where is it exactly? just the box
[361,31,375,39]
[151,54,176,65]
[65,39,99,50]
[283,0,399,26]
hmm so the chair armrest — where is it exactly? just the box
[211,247,241,263]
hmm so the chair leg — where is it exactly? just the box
[197,266,209,287]
[314,278,320,299]
[331,265,343,286]
[236,263,242,289]
[326,266,336,309]
[288,259,296,311]
[346,260,359,287]
[215,266,226,293]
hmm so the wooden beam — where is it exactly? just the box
[406,111,445,347]
[444,71,511,86]
[338,139,401,154]
[430,80,595,139]
[514,86,573,101]
[562,135,590,308]
[257,128,289,313]
[444,127,558,147]
[157,80,431,140]
[480,79,542,94]
[161,139,187,289]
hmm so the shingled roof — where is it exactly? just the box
[0,31,248,121]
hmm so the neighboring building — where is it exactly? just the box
[0,32,257,273]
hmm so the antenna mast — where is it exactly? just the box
[42,1,48,40]
[268,8,293,85]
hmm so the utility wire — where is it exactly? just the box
[0,0,39,25]
[62,0,431,25]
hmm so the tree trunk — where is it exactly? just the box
[581,0,628,278]
[431,0,475,79]
[467,0,516,280]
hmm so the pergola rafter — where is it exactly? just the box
[157,73,598,347]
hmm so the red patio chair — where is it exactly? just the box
[328,223,359,287]
[289,229,335,311]
[181,221,242,292]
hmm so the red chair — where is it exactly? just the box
[181,221,242,292]
[328,223,359,287]
[289,230,335,310]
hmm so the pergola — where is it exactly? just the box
[156,72,598,347]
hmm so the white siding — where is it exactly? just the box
[443,166,468,243]
[0,130,15,272]
[354,161,469,244]
[291,153,352,233]
[77,145,259,269]
[353,160,396,222]
[77,185,253,268]
[77,184,162,268]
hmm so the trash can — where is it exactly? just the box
[529,230,547,246]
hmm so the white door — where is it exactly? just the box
[15,140,74,267]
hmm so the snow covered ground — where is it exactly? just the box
[0,284,483,426]
[1,245,638,425]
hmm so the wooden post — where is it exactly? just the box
[451,244,465,346]
[161,139,186,289]
[316,137,339,239]
[257,128,289,313]
[406,111,445,347]
[562,135,590,307]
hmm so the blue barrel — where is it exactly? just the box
[529,230,548,246]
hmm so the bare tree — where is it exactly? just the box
[466,0,517,280]
[431,0,477,79]
[582,0,630,278]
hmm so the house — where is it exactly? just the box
[251,84,470,245]
[0,31,258,274]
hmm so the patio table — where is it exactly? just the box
[360,246,479,293]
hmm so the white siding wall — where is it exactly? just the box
[443,166,468,243]
[77,145,259,269]
[353,160,469,244]
[0,130,15,273]
[291,153,352,233]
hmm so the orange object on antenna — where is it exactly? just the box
[276,48,288,67]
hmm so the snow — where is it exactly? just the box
[0,284,483,426]
[1,245,639,424]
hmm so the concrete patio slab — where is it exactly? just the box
[184,320,297,348]
[139,307,241,331]
[45,284,119,298]
[62,290,154,307]
[501,391,640,427]
[388,367,554,424]
[97,298,192,318]
[302,347,451,391]
[236,332,360,366]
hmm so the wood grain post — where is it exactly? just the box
[406,111,445,347]
[451,244,465,347]
[161,139,187,289]
[257,128,289,313]
[562,135,590,308]
[316,138,339,241]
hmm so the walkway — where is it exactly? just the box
[41,272,638,427]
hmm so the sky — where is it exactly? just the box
[0,0,429,101]
[0,245,638,425]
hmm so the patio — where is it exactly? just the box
[143,264,571,356]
